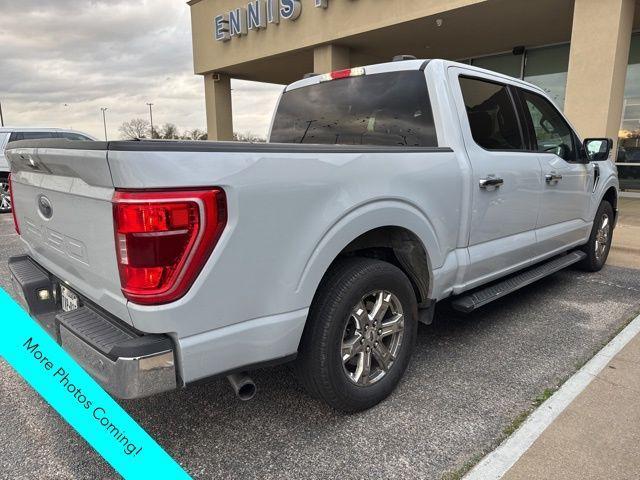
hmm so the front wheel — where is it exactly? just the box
[295,258,418,412]
[0,175,11,214]
[578,200,614,272]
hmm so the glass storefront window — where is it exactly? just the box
[523,44,570,110]
[618,34,640,169]
[471,53,522,78]
[465,45,570,110]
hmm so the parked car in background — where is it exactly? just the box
[0,127,96,213]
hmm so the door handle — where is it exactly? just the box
[479,175,504,189]
[545,172,563,184]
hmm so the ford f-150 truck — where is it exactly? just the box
[6,59,618,412]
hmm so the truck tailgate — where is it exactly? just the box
[6,143,131,323]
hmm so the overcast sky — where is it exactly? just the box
[0,0,283,140]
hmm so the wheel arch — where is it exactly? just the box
[296,201,442,309]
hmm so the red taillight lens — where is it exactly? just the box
[113,188,227,305]
[330,68,352,80]
[9,174,20,235]
[320,67,365,83]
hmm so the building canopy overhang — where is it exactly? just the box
[188,0,601,84]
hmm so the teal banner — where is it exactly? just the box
[0,287,191,480]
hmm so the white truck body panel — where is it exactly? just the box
[6,59,619,385]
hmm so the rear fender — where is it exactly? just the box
[296,200,442,304]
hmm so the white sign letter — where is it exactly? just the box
[214,14,230,41]
[280,0,301,21]
[247,0,267,30]
[229,7,248,37]
[266,0,280,24]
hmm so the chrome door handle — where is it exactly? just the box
[545,172,563,184]
[479,175,504,189]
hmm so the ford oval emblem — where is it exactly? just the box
[38,194,53,219]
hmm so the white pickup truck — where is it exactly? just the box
[6,59,618,412]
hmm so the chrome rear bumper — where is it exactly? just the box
[8,255,177,399]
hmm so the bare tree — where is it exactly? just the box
[183,128,207,141]
[119,118,150,140]
[118,118,209,141]
[233,131,266,143]
[160,123,180,139]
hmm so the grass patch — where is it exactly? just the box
[441,453,486,480]
[503,387,556,437]
[441,386,559,480]
[441,308,640,480]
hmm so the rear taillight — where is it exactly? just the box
[9,174,20,235]
[112,188,227,305]
[319,67,365,82]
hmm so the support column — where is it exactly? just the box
[313,44,350,74]
[564,0,635,146]
[204,73,233,141]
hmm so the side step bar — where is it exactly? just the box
[451,251,587,313]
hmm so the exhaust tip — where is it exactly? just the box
[227,372,256,401]
[237,382,256,401]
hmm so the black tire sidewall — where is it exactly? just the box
[0,174,9,214]
[308,259,418,411]
[581,200,614,271]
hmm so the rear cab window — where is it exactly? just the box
[270,71,437,146]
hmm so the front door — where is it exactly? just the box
[449,69,543,287]
[516,88,592,258]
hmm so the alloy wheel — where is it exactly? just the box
[341,290,405,386]
[0,179,11,213]
[594,213,610,261]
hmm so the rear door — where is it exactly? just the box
[448,68,543,287]
[515,88,592,257]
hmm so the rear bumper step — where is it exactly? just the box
[451,251,587,313]
[8,255,177,399]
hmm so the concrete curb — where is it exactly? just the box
[464,311,640,480]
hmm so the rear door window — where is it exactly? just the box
[459,76,524,151]
[21,131,58,140]
[60,132,92,141]
[9,131,57,142]
[270,71,437,146]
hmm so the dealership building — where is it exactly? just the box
[188,0,640,189]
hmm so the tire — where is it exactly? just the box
[578,200,614,272]
[295,257,418,412]
[0,174,10,214]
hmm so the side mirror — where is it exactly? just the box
[583,138,613,162]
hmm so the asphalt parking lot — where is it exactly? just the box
[1,202,640,480]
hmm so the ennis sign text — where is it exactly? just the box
[215,0,331,41]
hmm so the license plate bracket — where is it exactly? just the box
[60,285,80,312]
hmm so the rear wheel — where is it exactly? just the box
[579,200,614,272]
[296,257,418,412]
[0,175,11,214]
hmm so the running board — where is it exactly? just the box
[451,251,587,313]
